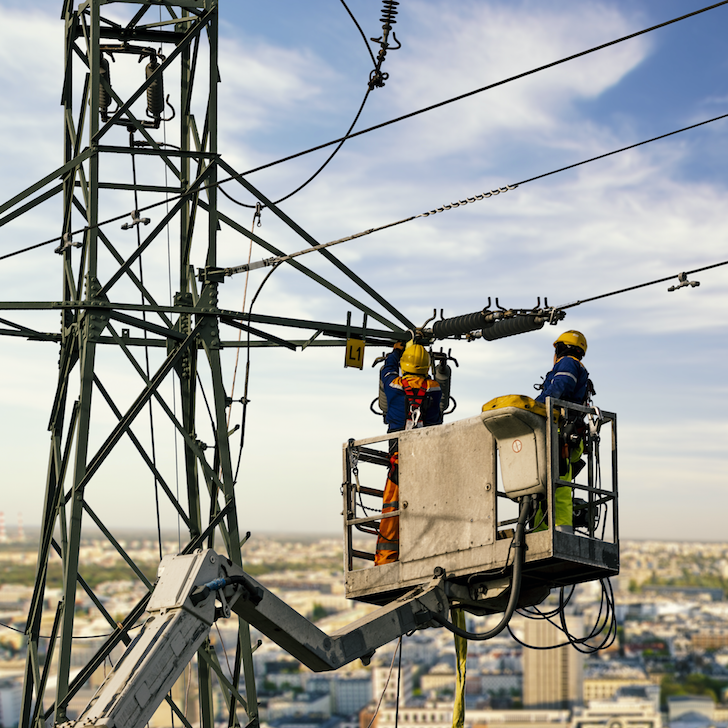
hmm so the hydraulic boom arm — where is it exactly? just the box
[59,549,449,728]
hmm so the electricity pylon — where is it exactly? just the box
[0,2,411,726]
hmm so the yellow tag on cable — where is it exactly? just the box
[344,338,365,369]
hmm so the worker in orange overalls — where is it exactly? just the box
[375,342,442,565]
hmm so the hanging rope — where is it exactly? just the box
[128,130,163,562]
[227,204,261,430]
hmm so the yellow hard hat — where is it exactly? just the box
[400,343,430,375]
[554,330,587,355]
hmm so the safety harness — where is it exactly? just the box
[402,378,429,430]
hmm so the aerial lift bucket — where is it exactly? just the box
[342,396,619,607]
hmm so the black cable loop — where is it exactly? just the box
[432,497,531,641]
[219,0,376,211]
[340,0,377,67]
[220,87,372,210]
[508,578,616,653]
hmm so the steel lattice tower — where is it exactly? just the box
[0,2,411,726]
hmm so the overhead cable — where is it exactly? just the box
[0,619,143,640]
[514,111,728,187]
[220,0,378,210]
[340,0,377,67]
[237,0,728,177]
[220,185,519,274]
[3,110,728,264]
[2,1,728,256]
[555,259,728,310]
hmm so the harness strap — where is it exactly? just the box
[402,379,428,430]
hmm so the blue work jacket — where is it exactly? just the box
[535,355,590,406]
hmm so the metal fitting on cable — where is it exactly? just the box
[142,51,175,128]
[667,272,700,292]
[121,210,151,230]
[369,0,402,90]
[99,55,113,122]
[54,233,83,255]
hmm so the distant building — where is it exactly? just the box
[308,672,373,716]
[667,696,715,723]
[642,586,724,603]
[690,629,728,651]
[269,717,342,728]
[574,689,662,728]
[373,704,570,728]
[372,663,413,707]
[583,662,653,702]
[266,692,332,722]
[333,675,373,717]
[523,618,583,710]
[419,664,519,698]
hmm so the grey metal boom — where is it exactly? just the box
[58,549,450,728]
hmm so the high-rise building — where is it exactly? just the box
[523,617,583,709]
[372,662,413,707]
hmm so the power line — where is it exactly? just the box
[0,619,143,640]
[3,3,728,262]
[556,259,728,310]
[237,0,728,178]
[514,112,728,187]
[226,99,728,272]
[340,0,377,68]
[4,106,728,266]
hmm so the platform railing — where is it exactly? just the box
[541,397,618,542]
[343,399,618,574]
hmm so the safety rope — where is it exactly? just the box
[232,262,282,484]
[366,637,402,728]
[129,131,163,562]
[227,204,261,430]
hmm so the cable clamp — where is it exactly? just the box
[668,271,700,292]
[54,232,83,255]
[121,210,151,230]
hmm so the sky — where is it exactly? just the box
[0,0,727,546]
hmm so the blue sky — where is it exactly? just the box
[0,0,726,543]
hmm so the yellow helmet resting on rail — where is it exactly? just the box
[400,343,430,375]
[553,330,587,356]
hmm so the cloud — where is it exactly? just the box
[1,0,727,541]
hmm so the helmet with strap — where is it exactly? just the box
[400,343,430,375]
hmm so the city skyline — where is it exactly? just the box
[0,0,727,541]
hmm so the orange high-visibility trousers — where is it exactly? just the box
[375,451,399,565]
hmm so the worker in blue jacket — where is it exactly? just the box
[535,330,590,407]
[381,342,442,432]
[534,330,592,533]
[376,342,441,564]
